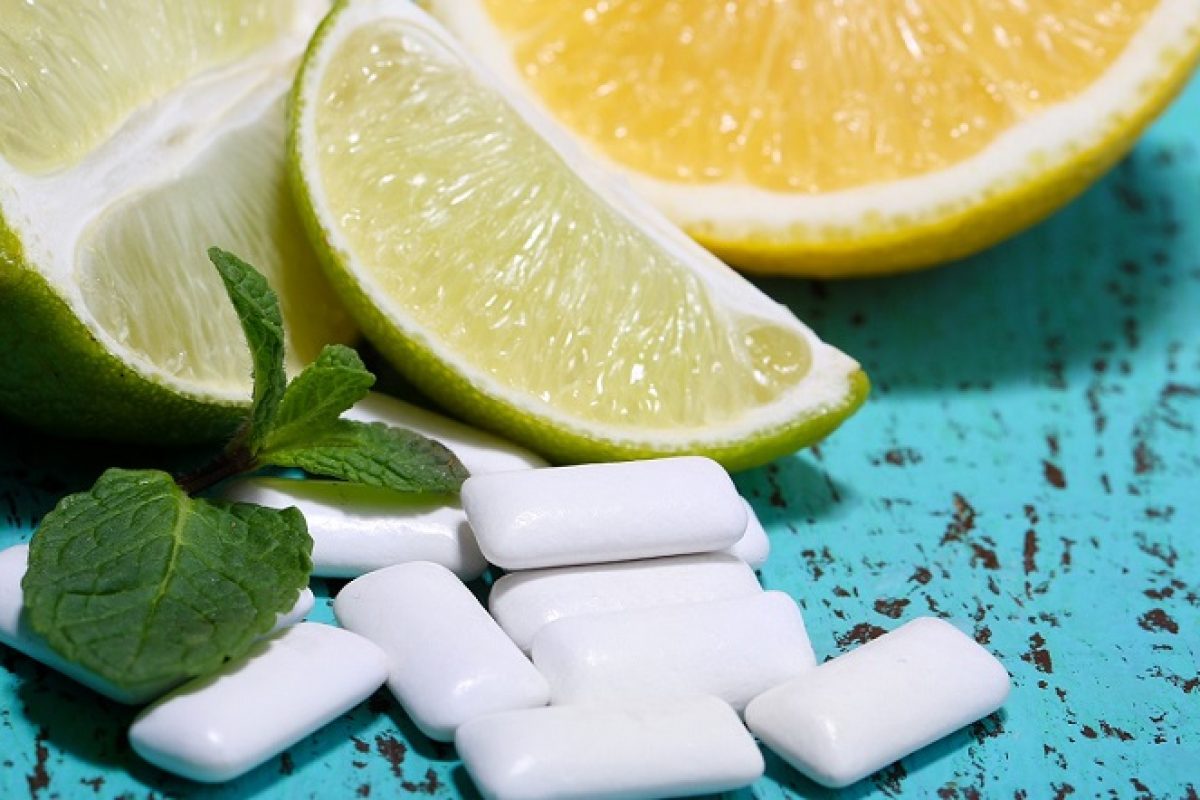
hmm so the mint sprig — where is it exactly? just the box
[178,248,469,494]
[261,419,466,493]
[22,247,468,695]
[264,344,375,450]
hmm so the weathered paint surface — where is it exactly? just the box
[1,76,1198,800]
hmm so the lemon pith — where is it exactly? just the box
[430,0,1200,275]
[290,0,867,469]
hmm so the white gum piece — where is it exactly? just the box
[334,562,549,741]
[221,477,486,580]
[344,392,547,474]
[0,544,167,703]
[489,552,763,652]
[532,590,815,711]
[461,457,747,570]
[724,498,770,568]
[456,697,764,800]
[0,544,311,705]
[129,623,388,783]
[275,588,315,629]
[745,617,1012,788]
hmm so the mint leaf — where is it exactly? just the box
[180,252,467,498]
[208,247,286,451]
[264,345,375,451]
[260,419,469,493]
[22,469,311,693]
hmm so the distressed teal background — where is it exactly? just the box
[2,75,1198,800]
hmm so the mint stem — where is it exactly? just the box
[175,446,257,495]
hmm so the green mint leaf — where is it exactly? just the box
[259,419,469,493]
[22,468,312,694]
[208,247,286,451]
[264,345,375,451]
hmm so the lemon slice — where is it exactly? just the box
[0,1,354,442]
[429,0,1200,275]
[290,0,866,469]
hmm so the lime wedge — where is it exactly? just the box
[290,0,866,468]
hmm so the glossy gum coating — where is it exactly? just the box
[128,623,388,783]
[489,552,762,651]
[724,498,770,567]
[745,617,1012,788]
[222,477,486,579]
[455,697,764,800]
[0,544,313,705]
[462,456,747,569]
[532,590,815,710]
[335,562,549,741]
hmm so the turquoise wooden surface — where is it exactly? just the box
[2,74,1198,800]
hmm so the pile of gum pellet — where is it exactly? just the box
[0,393,1010,798]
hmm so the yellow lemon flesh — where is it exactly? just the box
[430,0,1200,275]
[0,0,354,442]
[290,0,867,469]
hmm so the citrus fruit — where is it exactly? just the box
[289,0,867,470]
[428,0,1200,276]
[0,1,355,443]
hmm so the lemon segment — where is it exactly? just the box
[431,0,1200,274]
[292,0,866,468]
[480,0,1157,193]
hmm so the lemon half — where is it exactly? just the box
[430,0,1200,275]
[290,0,867,469]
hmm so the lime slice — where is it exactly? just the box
[0,0,354,443]
[290,0,867,469]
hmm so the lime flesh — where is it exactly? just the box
[292,2,866,468]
